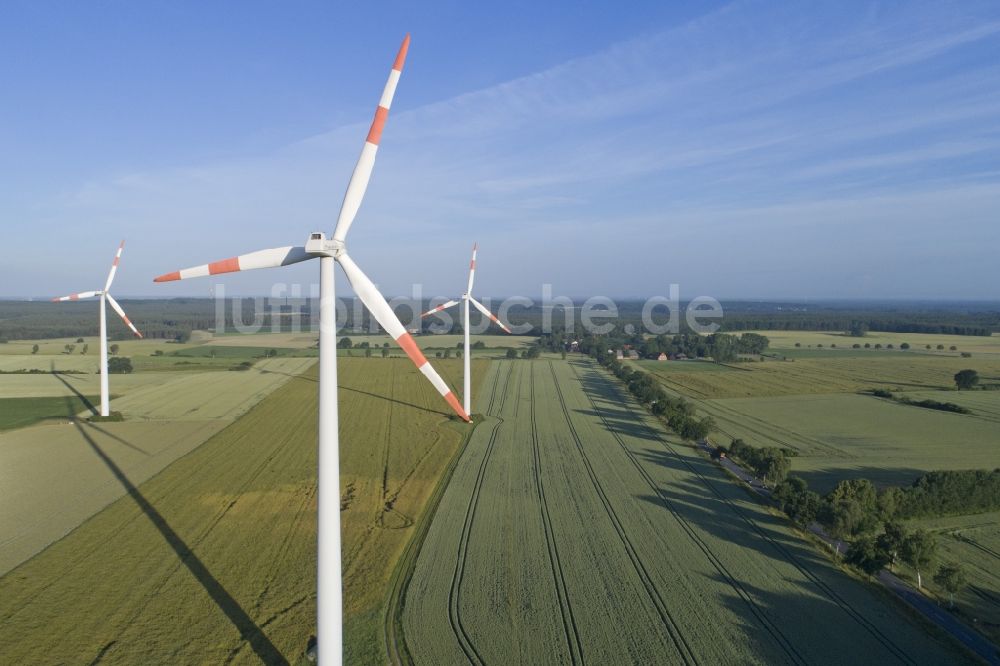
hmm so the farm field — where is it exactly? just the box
[0,355,318,575]
[635,354,1000,399]
[746,330,1000,356]
[0,394,100,430]
[402,358,968,664]
[0,356,483,664]
[696,393,1000,491]
[631,332,1000,494]
[906,512,1000,643]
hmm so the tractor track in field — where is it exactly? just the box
[548,362,698,666]
[648,368,854,459]
[567,362,804,666]
[957,534,1000,562]
[447,361,515,665]
[582,361,920,666]
[528,363,585,665]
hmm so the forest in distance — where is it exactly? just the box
[1,297,997,341]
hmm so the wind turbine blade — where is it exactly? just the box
[104,240,125,291]
[105,293,143,338]
[332,34,410,243]
[337,251,470,422]
[153,246,311,282]
[51,290,100,302]
[470,296,512,334]
[420,299,460,318]
[466,243,477,295]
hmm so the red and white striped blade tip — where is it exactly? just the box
[394,34,411,72]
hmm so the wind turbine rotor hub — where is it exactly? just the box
[305,232,345,258]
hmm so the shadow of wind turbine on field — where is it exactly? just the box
[68,418,288,665]
[51,362,98,416]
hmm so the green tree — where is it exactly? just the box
[845,535,888,579]
[849,321,869,337]
[31,344,39,354]
[954,369,979,390]
[876,522,908,572]
[76,337,84,343]
[381,346,389,358]
[81,344,89,355]
[337,337,353,349]
[472,340,486,349]
[933,563,967,607]
[900,342,910,350]
[773,477,807,508]
[505,348,518,359]
[443,348,451,359]
[561,350,567,360]
[109,344,119,356]
[364,347,372,358]
[901,529,937,589]
[877,486,904,520]
[108,357,133,374]
[66,344,76,354]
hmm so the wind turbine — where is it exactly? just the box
[421,243,511,416]
[52,240,143,417]
[151,35,469,664]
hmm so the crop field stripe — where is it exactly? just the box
[107,406,309,660]
[652,372,854,458]
[447,361,516,665]
[583,361,921,666]
[528,362,584,665]
[547,362,697,666]
[958,535,1000,562]
[563,361,804,666]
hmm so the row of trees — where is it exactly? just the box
[765,474,970,598]
[505,345,541,359]
[589,346,716,440]
[773,470,1000,536]
[723,439,791,487]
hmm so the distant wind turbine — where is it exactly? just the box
[152,35,469,664]
[51,241,143,417]
[422,243,511,415]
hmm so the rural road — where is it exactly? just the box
[697,441,1000,666]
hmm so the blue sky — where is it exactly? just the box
[2,0,999,300]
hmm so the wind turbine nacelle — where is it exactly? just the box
[306,232,340,257]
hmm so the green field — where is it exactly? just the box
[630,332,1000,493]
[695,392,1000,491]
[0,394,100,430]
[747,330,1000,356]
[0,356,483,664]
[401,359,968,664]
[906,512,1000,643]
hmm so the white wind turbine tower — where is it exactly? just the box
[421,243,511,415]
[152,35,470,664]
[52,240,143,417]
